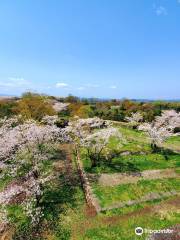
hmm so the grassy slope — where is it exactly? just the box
[93,178,180,208]
[75,125,180,239]
[82,125,180,173]
[59,126,180,239]
[70,196,180,240]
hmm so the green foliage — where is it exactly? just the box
[0,99,17,118]
[64,94,79,103]
[14,92,55,120]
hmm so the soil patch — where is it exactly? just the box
[97,168,179,186]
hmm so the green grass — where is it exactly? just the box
[113,125,180,152]
[164,135,180,152]
[64,194,180,240]
[108,135,151,153]
[82,211,180,240]
[0,174,13,191]
[111,153,180,171]
[109,126,151,153]
[93,178,180,208]
[83,153,180,173]
[101,197,171,217]
[7,205,29,228]
[116,125,149,142]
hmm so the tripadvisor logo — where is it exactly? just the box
[135,227,144,236]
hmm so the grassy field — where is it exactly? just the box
[76,124,180,240]
[83,153,180,173]
[63,195,180,240]
[93,178,180,208]
[113,124,180,152]
[82,124,180,174]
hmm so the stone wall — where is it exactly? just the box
[76,151,101,213]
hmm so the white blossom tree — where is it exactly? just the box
[138,123,172,151]
[52,102,69,113]
[0,116,67,230]
[125,112,143,129]
[138,110,180,151]
[0,115,121,230]
[62,117,121,167]
[154,110,180,132]
[63,117,109,143]
[81,127,122,167]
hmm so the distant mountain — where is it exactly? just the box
[131,99,180,103]
[0,93,15,96]
[0,94,17,100]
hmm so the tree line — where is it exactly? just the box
[0,92,179,122]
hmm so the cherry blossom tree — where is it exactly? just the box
[41,115,59,126]
[138,123,172,151]
[125,112,143,129]
[0,115,121,230]
[61,117,121,167]
[154,110,180,132]
[81,127,122,167]
[0,116,67,229]
[0,118,66,163]
[138,110,180,151]
[52,102,69,113]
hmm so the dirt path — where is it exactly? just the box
[59,144,74,180]
[95,168,179,187]
[54,144,78,185]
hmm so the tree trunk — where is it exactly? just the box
[151,143,157,152]
[91,158,97,168]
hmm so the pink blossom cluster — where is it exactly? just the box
[125,112,143,126]
[81,127,122,161]
[154,110,180,131]
[52,102,69,112]
[0,116,68,227]
[0,185,24,204]
[82,127,122,148]
[0,116,21,137]
[0,118,67,162]
[41,115,59,125]
[138,123,172,145]
[138,110,180,146]
[75,117,108,129]
[63,117,109,142]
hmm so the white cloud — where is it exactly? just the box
[154,6,167,16]
[0,77,30,88]
[55,82,69,88]
[85,83,100,88]
[110,85,117,89]
[77,87,85,90]
[8,77,29,85]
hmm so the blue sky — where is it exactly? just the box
[0,0,180,99]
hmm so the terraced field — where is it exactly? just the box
[77,124,180,239]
